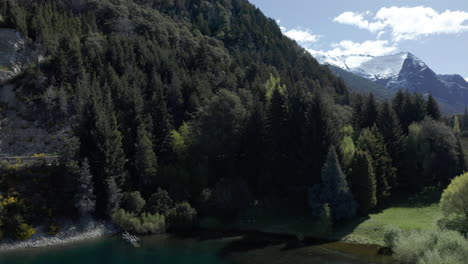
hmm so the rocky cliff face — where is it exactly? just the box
[0,28,67,156]
[0,28,35,83]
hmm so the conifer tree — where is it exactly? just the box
[267,85,289,188]
[349,150,377,214]
[426,94,441,120]
[454,116,461,136]
[304,94,339,186]
[357,127,396,200]
[351,95,365,131]
[376,102,404,170]
[392,90,405,121]
[463,107,468,131]
[308,147,356,220]
[135,124,158,192]
[105,176,122,217]
[149,75,172,157]
[84,90,127,217]
[74,158,96,217]
[362,93,378,129]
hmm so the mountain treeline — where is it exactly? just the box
[0,0,463,239]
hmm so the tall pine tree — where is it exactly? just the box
[426,94,441,120]
[349,150,377,214]
[135,124,158,193]
[308,146,357,220]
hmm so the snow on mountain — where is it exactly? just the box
[315,51,468,114]
[314,54,373,71]
[352,52,412,81]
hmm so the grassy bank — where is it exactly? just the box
[201,192,441,246]
[337,202,440,245]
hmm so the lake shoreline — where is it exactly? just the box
[0,221,390,262]
[0,220,117,253]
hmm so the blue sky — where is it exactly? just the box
[249,0,468,80]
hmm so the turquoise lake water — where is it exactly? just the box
[0,235,231,264]
[0,234,394,264]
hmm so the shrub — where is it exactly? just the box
[147,188,173,215]
[389,228,468,264]
[383,225,401,249]
[167,202,197,230]
[111,209,165,234]
[437,216,468,235]
[439,172,468,232]
[121,191,146,214]
[440,172,468,218]
[15,223,36,240]
[46,223,61,236]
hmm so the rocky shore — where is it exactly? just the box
[0,220,117,252]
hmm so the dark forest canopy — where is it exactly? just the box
[0,0,464,239]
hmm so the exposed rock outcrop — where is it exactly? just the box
[0,28,35,83]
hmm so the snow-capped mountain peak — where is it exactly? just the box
[316,50,468,114]
[353,52,409,81]
[315,52,428,81]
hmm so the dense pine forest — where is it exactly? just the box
[0,0,465,243]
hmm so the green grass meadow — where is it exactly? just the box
[201,191,442,246]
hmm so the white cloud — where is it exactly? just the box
[284,28,320,45]
[334,6,468,41]
[465,77,468,82]
[333,11,385,32]
[308,40,397,57]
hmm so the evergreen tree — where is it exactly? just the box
[74,158,96,217]
[105,176,122,217]
[135,124,158,192]
[267,85,289,189]
[308,147,357,220]
[304,94,339,186]
[376,102,404,171]
[463,107,468,131]
[454,116,461,136]
[357,127,396,200]
[392,90,406,122]
[456,137,466,173]
[351,95,365,131]
[409,93,427,123]
[349,150,377,214]
[83,90,128,217]
[148,73,172,157]
[426,94,441,120]
[362,93,378,129]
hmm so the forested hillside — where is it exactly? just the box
[0,0,463,240]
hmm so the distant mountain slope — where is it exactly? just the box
[317,52,468,114]
[327,64,395,99]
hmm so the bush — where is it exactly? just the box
[383,225,401,249]
[387,228,468,264]
[112,209,165,234]
[437,216,468,235]
[167,202,197,230]
[147,188,174,215]
[439,172,468,232]
[440,172,468,217]
[121,191,146,214]
[46,223,61,236]
[15,223,36,240]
